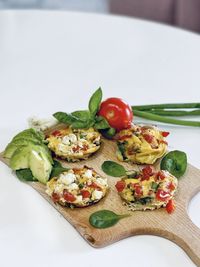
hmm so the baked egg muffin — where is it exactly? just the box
[46,127,101,161]
[115,125,168,164]
[115,166,178,213]
[46,166,108,208]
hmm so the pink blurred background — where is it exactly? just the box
[0,0,200,33]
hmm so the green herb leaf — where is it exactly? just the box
[94,116,110,130]
[71,110,91,121]
[50,160,69,178]
[88,87,102,117]
[89,210,130,229]
[53,112,80,125]
[100,127,116,139]
[160,150,187,178]
[102,160,126,177]
[151,182,159,190]
[16,169,36,182]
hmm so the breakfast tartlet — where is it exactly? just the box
[46,127,101,161]
[115,166,178,213]
[115,125,168,164]
[46,166,108,208]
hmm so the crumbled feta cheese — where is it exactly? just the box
[54,183,65,194]
[59,172,76,185]
[68,134,77,143]
[96,178,107,186]
[84,169,93,179]
[58,143,68,153]
[62,136,70,145]
[92,190,103,200]
[75,195,83,202]
[28,116,58,131]
[67,183,78,190]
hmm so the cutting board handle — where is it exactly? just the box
[171,213,200,266]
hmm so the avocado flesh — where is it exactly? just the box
[29,149,52,184]
[4,138,41,159]
[10,146,31,170]
[13,128,45,142]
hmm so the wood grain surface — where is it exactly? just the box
[1,132,200,266]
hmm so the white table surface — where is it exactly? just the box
[0,10,200,267]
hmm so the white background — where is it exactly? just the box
[0,10,200,267]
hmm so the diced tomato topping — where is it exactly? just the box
[156,189,171,202]
[160,140,168,145]
[52,192,60,203]
[81,190,91,199]
[115,180,126,192]
[161,131,170,137]
[142,165,153,180]
[143,134,154,143]
[167,182,175,191]
[89,182,101,191]
[132,183,143,196]
[82,144,89,151]
[156,171,166,180]
[116,134,132,141]
[52,130,62,137]
[166,199,175,214]
[63,190,76,202]
[72,145,81,153]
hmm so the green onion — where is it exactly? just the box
[148,109,200,116]
[132,103,200,111]
[133,109,200,127]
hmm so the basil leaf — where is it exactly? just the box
[160,150,187,178]
[16,169,36,182]
[100,127,116,139]
[94,116,110,130]
[50,160,69,178]
[101,160,126,177]
[71,110,91,121]
[53,112,79,125]
[89,210,130,229]
[88,87,102,117]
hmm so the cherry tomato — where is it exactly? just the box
[156,189,171,202]
[166,199,175,214]
[98,97,133,131]
[161,131,170,137]
[115,180,126,192]
[63,190,76,202]
[81,190,91,199]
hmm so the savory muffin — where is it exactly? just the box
[115,166,178,212]
[115,125,168,164]
[46,166,108,208]
[46,127,101,161]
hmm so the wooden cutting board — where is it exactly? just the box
[1,133,200,266]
